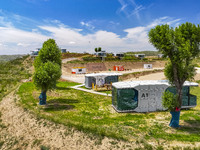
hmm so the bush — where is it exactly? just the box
[105,57,118,61]
[82,57,101,61]
[162,91,179,111]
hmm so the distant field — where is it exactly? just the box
[0,55,26,62]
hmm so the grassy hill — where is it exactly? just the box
[0,55,26,62]
[0,55,32,100]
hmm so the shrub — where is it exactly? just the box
[162,91,179,111]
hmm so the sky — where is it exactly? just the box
[0,0,200,55]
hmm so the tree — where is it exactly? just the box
[94,47,102,52]
[33,39,62,105]
[98,47,102,52]
[149,22,200,127]
[95,47,98,52]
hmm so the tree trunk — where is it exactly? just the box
[170,62,183,127]
[169,111,180,128]
[177,87,183,107]
[39,90,47,105]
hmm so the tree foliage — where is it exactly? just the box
[33,39,61,92]
[94,47,102,52]
[33,61,61,91]
[37,39,62,67]
[149,22,200,108]
[95,48,98,52]
[162,91,179,111]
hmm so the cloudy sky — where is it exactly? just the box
[0,0,200,55]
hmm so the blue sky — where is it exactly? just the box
[0,0,200,54]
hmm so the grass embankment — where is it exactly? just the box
[0,55,33,149]
[18,81,200,144]
[62,52,91,59]
[0,56,32,100]
[67,58,165,64]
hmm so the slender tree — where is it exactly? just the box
[95,47,98,52]
[149,22,200,127]
[33,39,62,105]
[98,47,102,52]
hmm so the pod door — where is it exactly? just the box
[116,88,138,111]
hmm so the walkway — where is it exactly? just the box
[70,84,112,97]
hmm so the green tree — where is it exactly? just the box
[33,39,62,105]
[95,47,98,52]
[149,22,200,127]
[98,47,102,52]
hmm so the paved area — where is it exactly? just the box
[70,84,112,97]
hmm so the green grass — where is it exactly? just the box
[17,81,200,142]
[0,55,32,100]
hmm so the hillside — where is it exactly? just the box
[0,55,26,62]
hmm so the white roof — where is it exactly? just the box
[85,72,122,77]
[31,50,39,52]
[112,80,198,89]
[135,54,145,55]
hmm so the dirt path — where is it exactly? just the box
[62,57,79,63]
[124,72,166,81]
[0,89,136,150]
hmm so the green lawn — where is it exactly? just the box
[17,81,200,143]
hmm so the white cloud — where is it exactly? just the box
[117,0,145,20]
[129,5,145,19]
[69,41,76,44]
[0,26,48,54]
[0,14,181,55]
[80,21,95,31]
[0,16,13,27]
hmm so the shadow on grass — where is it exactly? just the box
[55,86,70,90]
[48,98,80,104]
[173,119,200,134]
[44,103,75,111]
[44,98,80,111]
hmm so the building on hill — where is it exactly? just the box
[30,48,40,57]
[95,51,107,61]
[158,54,164,58]
[115,53,124,59]
[134,54,145,59]
[95,51,107,57]
[61,49,67,53]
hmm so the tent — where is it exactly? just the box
[85,73,122,88]
[112,80,198,112]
